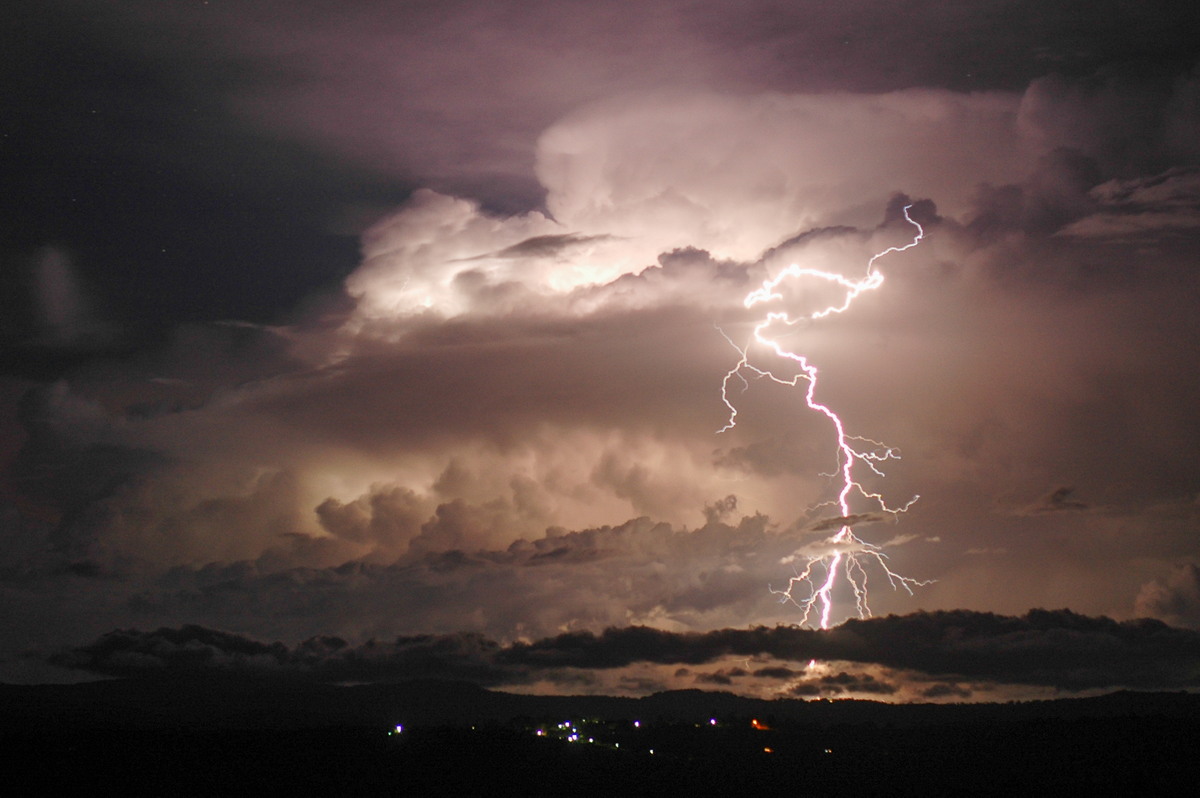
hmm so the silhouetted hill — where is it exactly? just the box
[5,679,1199,794]
[4,677,1200,733]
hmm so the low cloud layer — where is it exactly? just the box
[52,609,1200,697]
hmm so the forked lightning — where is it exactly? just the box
[720,205,931,629]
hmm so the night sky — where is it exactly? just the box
[3,1,1199,700]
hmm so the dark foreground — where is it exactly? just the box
[5,680,1199,795]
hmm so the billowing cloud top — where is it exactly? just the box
[349,90,1029,321]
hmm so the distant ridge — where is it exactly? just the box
[3,677,1197,733]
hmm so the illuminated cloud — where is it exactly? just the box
[2,3,1199,688]
[1135,563,1200,629]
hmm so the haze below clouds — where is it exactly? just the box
[2,1,1198,697]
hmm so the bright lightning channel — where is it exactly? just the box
[719,205,931,630]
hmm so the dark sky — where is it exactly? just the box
[2,1,1199,698]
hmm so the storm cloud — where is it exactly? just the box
[2,3,1199,691]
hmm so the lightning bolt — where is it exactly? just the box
[720,204,931,629]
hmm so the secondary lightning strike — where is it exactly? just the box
[720,205,930,629]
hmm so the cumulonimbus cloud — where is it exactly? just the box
[6,67,1200,662]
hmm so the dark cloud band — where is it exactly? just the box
[52,609,1200,692]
